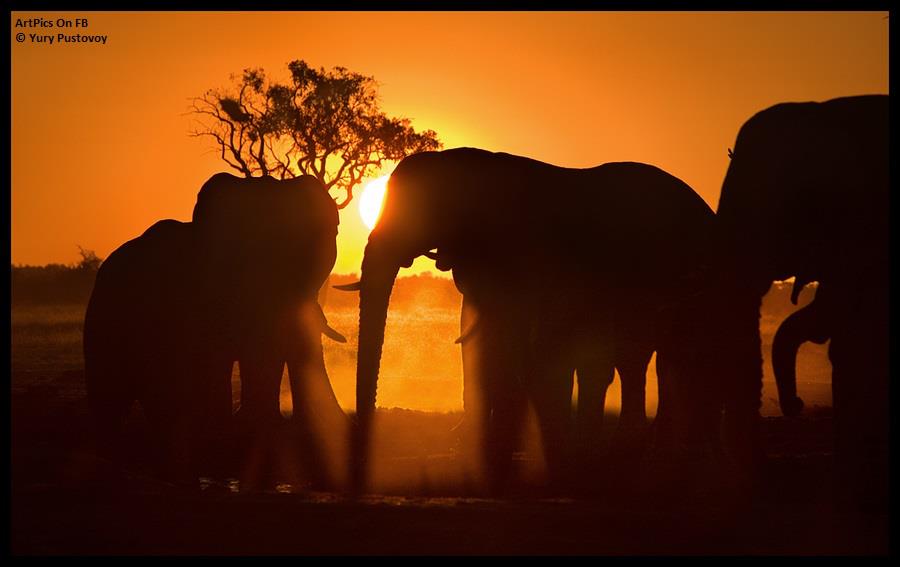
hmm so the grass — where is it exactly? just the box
[11,292,833,416]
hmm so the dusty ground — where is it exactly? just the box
[9,301,888,555]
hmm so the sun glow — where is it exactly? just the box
[359,175,390,230]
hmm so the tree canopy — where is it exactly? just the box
[190,60,441,208]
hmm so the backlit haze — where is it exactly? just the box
[12,12,888,275]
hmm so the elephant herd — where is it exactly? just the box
[84,173,349,486]
[84,95,888,513]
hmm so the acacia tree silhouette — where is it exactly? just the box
[190,60,441,208]
[76,245,102,271]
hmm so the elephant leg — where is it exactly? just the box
[650,347,677,453]
[295,302,349,489]
[617,346,652,429]
[206,355,235,431]
[575,358,614,468]
[483,379,527,497]
[476,326,527,496]
[286,354,329,490]
[235,356,285,491]
[531,355,577,492]
[288,341,346,430]
[459,309,489,482]
[287,303,346,425]
[610,345,653,459]
[460,298,479,418]
[654,344,721,457]
[713,298,765,476]
[830,315,888,516]
[193,354,235,477]
[85,357,134,461]
[140,369,198,487]
[457,297,485,443]
[287,339,348,491]
[237,353,285,424]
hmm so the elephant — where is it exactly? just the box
[348,147,717,494]
[771,283,832,418]
[190,172,350,487]
[84,173,348,486]
[190,174,346,427]
[712,95,888,513]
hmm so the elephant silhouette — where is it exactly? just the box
[347,148,717,494]
[191,172,350,488]
[713,95,888,514]
[84,173,348,487]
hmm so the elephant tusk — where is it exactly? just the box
[315,303,347,342]
[322,324,348,343]
[334,281,362,292]
[455,320,480,344]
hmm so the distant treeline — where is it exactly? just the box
[8,262,464,310]
[11,250,101,305]
[11,260,814,317]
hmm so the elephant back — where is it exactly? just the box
[192,173,337,239]
[84,219,203,409]
[87,219,198,321]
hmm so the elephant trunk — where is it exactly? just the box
[351,243,401,494]
[772,301,828,417]
[790,274,814,305]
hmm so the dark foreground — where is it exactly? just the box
[11,366,889,556]
[13,471,887,556]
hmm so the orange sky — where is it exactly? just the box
[11,11,889,276]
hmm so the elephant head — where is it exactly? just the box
[191,173,342,347]
[713,95,888,471]
[717,94,887,292]
[193,173,338,300]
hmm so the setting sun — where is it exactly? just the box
[358,175,390,230]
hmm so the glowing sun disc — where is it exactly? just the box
[359,175,389,230]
